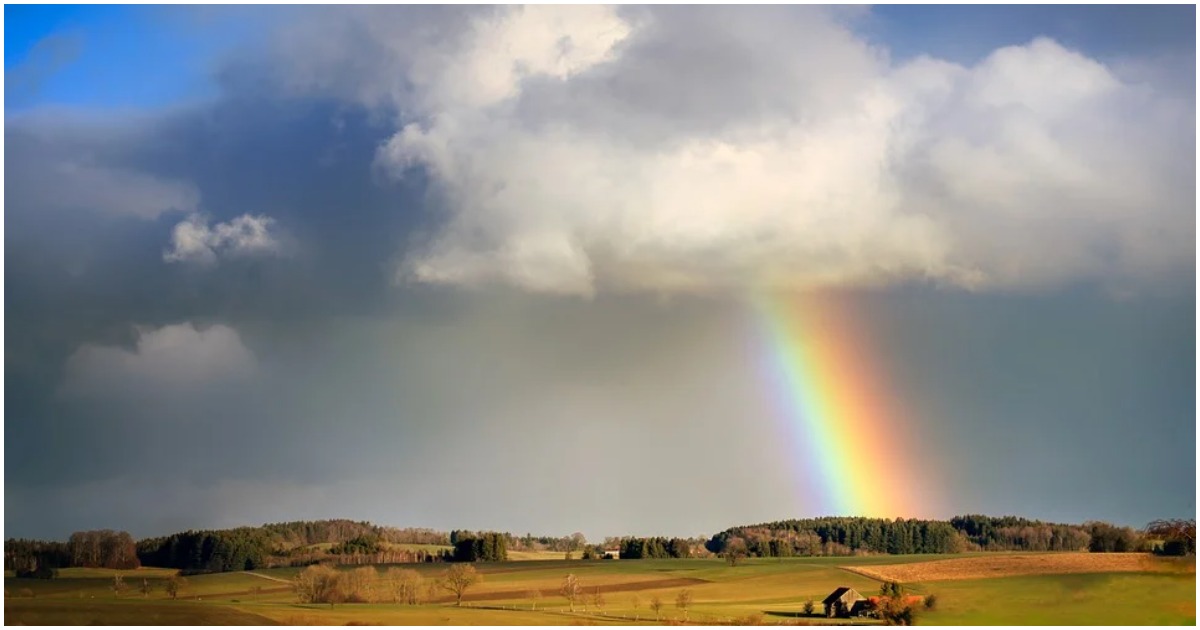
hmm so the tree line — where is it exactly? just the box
[707,515,1156,557]
[451,532,508,562]
[5,530,138,576]
[263,521,448,549]
[136,528,272,573]
[293,563,479,606]
[9,515,1189,578]
[615,537,692,559]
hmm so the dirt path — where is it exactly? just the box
[245,571,292,584]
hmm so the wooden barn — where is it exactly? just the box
[822,586,866,618]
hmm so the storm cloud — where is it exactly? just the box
[4,6,1194,541]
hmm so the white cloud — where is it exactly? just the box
[62,322,257,398]
[164,213,282,265]
[279,6,1195,296]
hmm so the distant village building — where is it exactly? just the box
[822,586,866,618]
[602,549,621,559]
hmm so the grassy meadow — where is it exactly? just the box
[5,553,1194,625]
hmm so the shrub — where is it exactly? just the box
[294,564,348,605]
[803,600,815,615]
[877,582,920,626]
[924,593,938,610]
[1161,540,1190,556]
[16,566,58,580]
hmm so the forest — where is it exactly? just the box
[704,515,1151,558]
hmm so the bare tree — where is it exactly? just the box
[387,568,423,604]
[650,595,663,620]
[440,564,481,606]
[527,589,543,611]
[592,587,606,614]
[631,594,642,621]
[165,576,187,600]
[140,578,152,598]
[1146,519,1196,554]
[294,565,325,603]
[111,575,127,598]
[722,537,748,567]
[676,589,693,621]
[559,574,582,612]
[294,564,347,606]
[345,566,378,603]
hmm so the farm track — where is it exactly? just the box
[245,571,293,584]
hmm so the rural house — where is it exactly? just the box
[822,586,866,618]
[602,549,621,559]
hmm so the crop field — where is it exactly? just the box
[4,553,1194,625]
[842,552,1163,582]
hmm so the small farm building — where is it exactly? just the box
[822,587,866,618]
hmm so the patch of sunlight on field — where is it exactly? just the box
[56,566,180,579]
[919,571,1196,626]
[4,598,279,625]
[507,550,574,561]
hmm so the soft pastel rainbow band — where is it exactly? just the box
[753,292,922,518]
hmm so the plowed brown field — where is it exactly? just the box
[842,553,1175,583]
[429,576,709,604]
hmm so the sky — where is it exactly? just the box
[4,5,1195,542]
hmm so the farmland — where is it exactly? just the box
[4,553,1194,625]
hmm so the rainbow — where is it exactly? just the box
[752,291,932,519]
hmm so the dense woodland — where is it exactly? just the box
[451,532,509,562]
[5,530,138,576]
[5,516,1191,577]
[705,515,1151,558]
[616,537,693,559]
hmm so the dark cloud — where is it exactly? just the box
[5,6,1194,540]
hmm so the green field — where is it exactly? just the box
[5,554,1194,625]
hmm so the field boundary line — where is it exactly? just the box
[244,571,292,584]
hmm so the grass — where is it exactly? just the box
[507,549,575,561]
[3,598,279,625]
[918,572,1197,625]
[5,553,1193,625]
[295,542,451,554]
